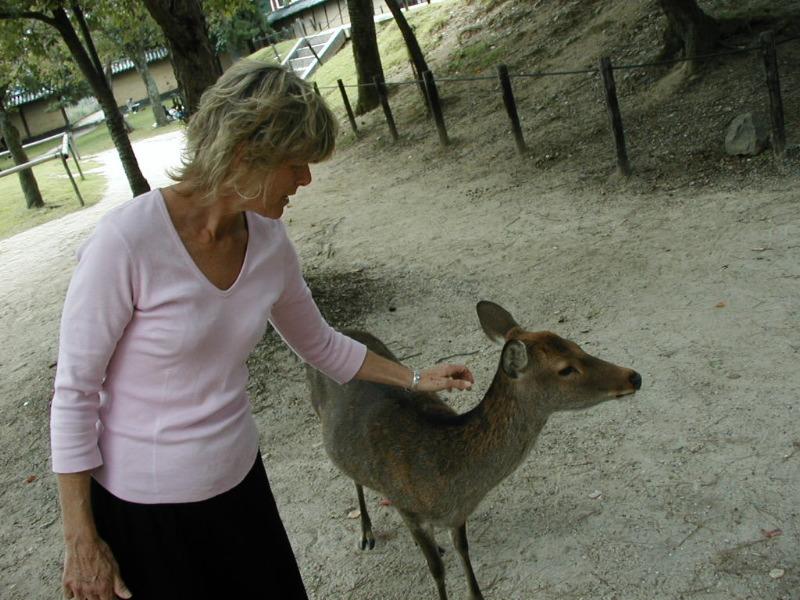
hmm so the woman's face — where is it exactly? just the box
[238,160,313,220]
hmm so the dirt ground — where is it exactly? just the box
[1,116,798,599]
[2,1,800,595]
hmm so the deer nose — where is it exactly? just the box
[629,371,642,390]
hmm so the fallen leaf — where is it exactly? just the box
[25,475,37,484]
[347,509,361,519]
[379,498,392,506]
[588,490,602,500]
[715,301,726,308]
[761,528,783,538]
[769,568,785,579]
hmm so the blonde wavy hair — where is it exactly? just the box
[170,60,338,204]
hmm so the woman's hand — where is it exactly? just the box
[354,349,475,392]
[62,536,131,600]
[416,363,475,392]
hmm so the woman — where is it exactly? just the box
[51,60,474,600]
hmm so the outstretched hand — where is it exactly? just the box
[417,363,475,392]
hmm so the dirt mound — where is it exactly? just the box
[351,0,799,193]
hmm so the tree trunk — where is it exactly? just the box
[0,102,44,209]
[657,0,719,63]
[51,8,149,196]
[346,0,384,115]
[140,0,222,116]
[385,0,429,77]
[133,51,169,128]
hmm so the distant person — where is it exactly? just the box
[51,60,474,600]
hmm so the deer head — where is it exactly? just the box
[477,301,642,413]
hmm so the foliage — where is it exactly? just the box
[86,0,164,63]
[0,16,87,108]
[205,0,270,54]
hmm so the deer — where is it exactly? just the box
[306,301,642,599]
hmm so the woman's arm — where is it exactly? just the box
[58,473,131,600]
[354,349,474,392]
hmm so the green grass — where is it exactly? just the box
[0,105,183,240]
[306,1,456,114]
[0,158,106,239]
[250,39,299,64]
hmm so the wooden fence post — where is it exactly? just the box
[497,65,527,154]
[337,79,359,137]
[303,37,321,64]
[410,61,431,118]
[59,153,84,206]
[423,70,449,146]
[599,57,631,177]
[760,31,786,162]
[373,76,399,142]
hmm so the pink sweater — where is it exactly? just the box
[50,189,366,503]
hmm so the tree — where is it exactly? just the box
[657,0,719,64]
[346,0,385,114]
[0,85,44,208]
[0,1,150,197]
[91,0,169,128]
[140,0,221,116]
[0,17,86,209]
[385,0,429,80]
[206,1,269,58]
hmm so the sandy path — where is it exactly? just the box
[0,131,184,409]
[1,126,798,599]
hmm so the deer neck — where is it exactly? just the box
[461,371,550,487]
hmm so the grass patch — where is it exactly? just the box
[447,39,505,74]
[0,157,106,240]
[306,0,457,114]
[250,39,299,64]
[0,105,183,239]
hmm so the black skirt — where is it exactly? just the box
[90,453,309,600]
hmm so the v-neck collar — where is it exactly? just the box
[156,189,251,296]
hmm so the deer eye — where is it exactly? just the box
[558,366,578,377]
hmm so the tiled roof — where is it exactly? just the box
[7,47,171,108]
[267,0,330,24]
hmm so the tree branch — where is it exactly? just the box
[0,11,58,26]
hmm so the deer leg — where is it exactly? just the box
[355,483,375,550]
[399,511,448,600]
[450,523,484,600]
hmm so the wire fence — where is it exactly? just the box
[317,30,795,172]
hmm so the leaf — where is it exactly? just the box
[715,301,726,308]
[761,528,782,538]
[347,509,361,519]
[769,568,785,579]
[25,475,37,484]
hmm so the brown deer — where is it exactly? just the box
[306,301,642,599]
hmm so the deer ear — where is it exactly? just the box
[501,340,529,378]
[477,301,521,345]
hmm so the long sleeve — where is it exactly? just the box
[269,236,366,384]
[51,221,136,473]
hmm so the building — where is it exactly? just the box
[5,48,179,144]
[266,0,429,38]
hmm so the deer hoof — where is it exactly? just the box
[360,534,375,550]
